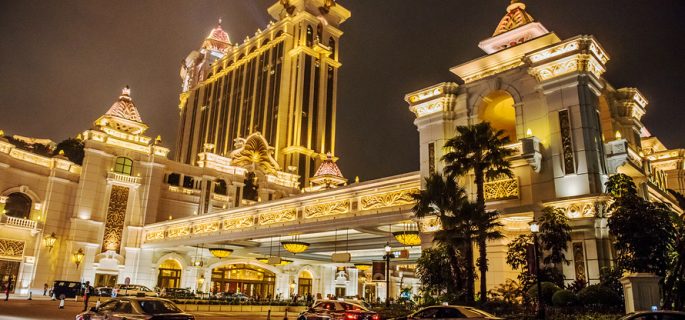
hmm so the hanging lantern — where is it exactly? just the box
[354,263,372,272]
[392,230,422,246]
[282,240,310,254]
[44,232,57,252]
[209,247,233,259]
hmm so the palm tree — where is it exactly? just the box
[412,173,477,303]
[474,209,505,301]
[442,122,514,302]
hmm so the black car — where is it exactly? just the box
[162,288,195,299]
[619,311,685,320]
[75,297,194,320]
[53,280,83,299]
[299,300,379,320]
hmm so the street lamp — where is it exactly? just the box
[383,242,394,307]
[530,222,544,320]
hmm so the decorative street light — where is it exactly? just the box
[44,232,57,252]
[530,222,544,320]
[73,248,85,268]
[383,242,394,307]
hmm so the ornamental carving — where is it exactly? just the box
[559,110,575,174]
[229,132,280,174]
[0,239,25,260]
[304,199,350,219]
[145,230,165,241]
[417,216,442,233]
[167,225,191,238]
[193,221,220,234]
[484,178,519,201]
[360,188,418,211]
[102,185,129,253]
[573,242,587,281]
[258,208,297,225]
[223,216,255,230]
[528,41,579,63]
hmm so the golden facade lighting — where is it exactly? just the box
[44,232,57,252]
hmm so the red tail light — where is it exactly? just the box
[371,315,380,320]
[345,312,359,320]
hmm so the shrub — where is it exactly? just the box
[526,282,561,305]
[552,289,578,307]
[578,284,622,307]
[566,279,587,294]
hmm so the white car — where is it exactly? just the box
[113,284,158,297]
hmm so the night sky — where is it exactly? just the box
[1,1,684,181]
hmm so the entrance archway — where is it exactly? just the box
[210,263,275,299]
[479,91,517,142]
[157,260,182,289]
[298,270,312,296]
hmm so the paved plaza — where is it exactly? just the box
[0,296,288,320]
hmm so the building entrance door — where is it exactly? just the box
[94,273,118,288]
[0,260,20,294]
[211,264,275,299]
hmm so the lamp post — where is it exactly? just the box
[530,222,544,320]
[383,242,394,307]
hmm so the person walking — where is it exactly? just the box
[4,277,12,301]
[43,283,48,296]
[82,281,93,311]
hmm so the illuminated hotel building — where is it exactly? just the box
[175,0,350,187]
[1,0,684,303]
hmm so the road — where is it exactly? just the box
[0,298,291,320]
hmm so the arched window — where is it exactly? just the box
[479,91,517,142]
[215,179,228,195]
[157,260,182,289]
[317,23,323,41]
[306,25,313,47]
[4,193,32,219]
[298,270,313,296]
[114,157,133,176]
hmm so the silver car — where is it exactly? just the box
[75,297,194,320]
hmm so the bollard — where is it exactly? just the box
[74,295,78,302]
[283,309,288,320]
[96,298,101,309]
[59,298,65,309]
[28,292,32,300]
[266,309,271,320]
[51,292,56,301]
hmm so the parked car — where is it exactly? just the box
[298,300,379,320]
[392,305,502,320]
[162,288,195,299]
[619,311,685,320]
[113,284,158,297]
[94,287,113,297]
[52,280,83,299]
[75,297,194,320]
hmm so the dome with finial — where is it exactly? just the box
[105,86,143,123]
[307,153,347,191]
[202,19,232,52]
[493,0,535,37]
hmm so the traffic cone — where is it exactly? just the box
[59,298,65,309]
[28,292,32,300]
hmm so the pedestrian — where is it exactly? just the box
[82,281,93,312]
[4,277,12,301]
[43,283,48,296]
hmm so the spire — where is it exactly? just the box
[307,152,347,191]
[105,86,142,122]
[493,0,535,36]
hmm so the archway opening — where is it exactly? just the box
[479,91,517,142]
[4,193,32,219]
[157,259,182,289]
[298,270,313,296]
[211,263,275,299]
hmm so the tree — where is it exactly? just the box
[538,207,572,265]
[54,138,85,165]
[606,174,676,276]
[475,209,504,301]
[412,173,476,303]
[664,190,685,310]
[442,122,513,302]
[416,244,467,302]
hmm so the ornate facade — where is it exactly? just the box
[1,0,684,303]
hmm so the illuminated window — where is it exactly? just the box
[479,91,517,142]
[113,157,133,176]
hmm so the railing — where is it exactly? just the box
[107,172,142,185]
[2,215,37,229]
